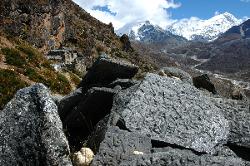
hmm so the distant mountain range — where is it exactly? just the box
[117,12,244,42]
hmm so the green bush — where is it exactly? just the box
[17,43,52,70]
[17,44,41,66]
[25,68,71,95]
[0,69,27,109]
[24,67,46,83]
[1,48,26,68]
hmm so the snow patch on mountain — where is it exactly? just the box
[117,12,243,42]
[168,12,243,41]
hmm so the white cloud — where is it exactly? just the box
[73,0,181,30]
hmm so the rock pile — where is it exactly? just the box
[0,55,250,165]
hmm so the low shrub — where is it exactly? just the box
[1,48,27,68]
[24,67,46,83]
[0,69,27,109]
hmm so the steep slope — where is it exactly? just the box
[0,0,116,55]
[168,12,242,41]
[0,0,156,70]
[0,31,79,109]
[0,0,157,109]
[216,19,250,43]
[197,19,250,81]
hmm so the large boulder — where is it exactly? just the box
[111,73,229,154]
[212,98,250,151]
[90,73,250,165]
[193,74,217,94]
[78,54,138,91]
[91,127,152,166]
[92,127,248,166]
[0,84,72,166]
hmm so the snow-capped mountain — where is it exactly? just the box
[168,12,242,41]
[117,21,167,41]
[116,21,187,45]
[222,19,250,39]
[117,12,243,42]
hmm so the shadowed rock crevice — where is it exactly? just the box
[58,55,139,152]
[227,143,250,161]
[151,140,207,156]
[63,87,117,151]
[115,118,131,131]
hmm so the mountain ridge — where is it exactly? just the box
[117,12,243,42]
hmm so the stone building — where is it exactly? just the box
[47,48,78,65]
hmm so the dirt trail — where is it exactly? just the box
[192,56,250,91]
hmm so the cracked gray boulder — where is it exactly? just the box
[0,84,72,166]
[78,54,139,91]
[111,73,230,154]
[91,127,152,166]
[212,98,250,149]
[92,127,248,166]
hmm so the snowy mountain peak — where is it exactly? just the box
[116,20,162,40]
[168,12,242,41]
[117,12,243,42]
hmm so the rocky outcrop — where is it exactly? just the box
[0,0,116,54]
[120,34,133,52]
[0,84,72,165]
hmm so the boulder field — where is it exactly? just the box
[0,55,250,165]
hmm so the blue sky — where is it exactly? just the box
[73,0,250,29]
[169,0,250,19]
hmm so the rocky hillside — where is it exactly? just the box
[195,19,250,81]
[0,31,82,109]
[0,0,156,109]
[216,19,250,42]
[0,0,116,55]
[0,0,155,70]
